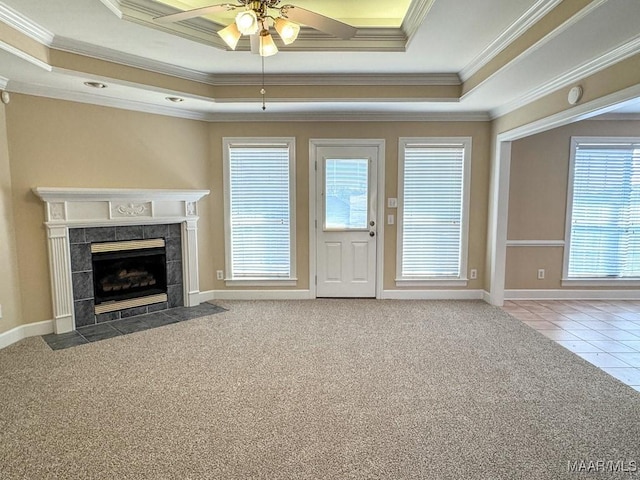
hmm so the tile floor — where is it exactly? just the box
[502,299,640,392]
[42,302,226,350]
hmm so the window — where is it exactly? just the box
[223,138,296,284]
[564,137,640,283]
[397,138,472,285]
[324,158,369,230]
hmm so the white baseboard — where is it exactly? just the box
[505,289,640,301]
[203,289,486,301]
[198,290,217,303]
[0,319,54,350]
[381,289,485,300]
[203,289,313,301]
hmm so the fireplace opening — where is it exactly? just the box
[91,239,168,312]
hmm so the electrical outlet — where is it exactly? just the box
[470,269,477,280]
[537,268,545,280]
[387,198,398,208]
[216,270,224,280]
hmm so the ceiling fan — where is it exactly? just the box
[154,0,358,56]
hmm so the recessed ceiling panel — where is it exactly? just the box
[154,0,413,28]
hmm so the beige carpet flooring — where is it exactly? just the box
[1,299,639,479]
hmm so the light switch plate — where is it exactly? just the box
[387,214,395,225]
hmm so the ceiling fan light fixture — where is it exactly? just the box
[259,29,278,57]
[235,10,259,35]
[275,17,300,45]
[218,22,242,49]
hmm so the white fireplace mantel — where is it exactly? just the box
[33,187,210,334]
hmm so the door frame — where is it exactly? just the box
[309,139,386,299]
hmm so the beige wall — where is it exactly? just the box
[3,94,492,328]
[6,94,212,326]
[6,94,638,328]
[0,101,23,334]
[8,92,639,329]
[209,121,491,292]
[506,119,640,289]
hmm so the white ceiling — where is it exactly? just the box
[0,0,639,120]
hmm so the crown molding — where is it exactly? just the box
[461,0,608,98]
[98,0,124,19]
[589,113,640,121]
[8,80,212,121]
[402,0,436,45]
[207,111,490,123]
[460,0,562,82]
[51,37,214,85]
[490,34,640,119]
[209,73,460,86]
[265,28,407,52]
[498,82,640,141]
[0,39,52,71]
[0,0,415,55]
[108,0,411,52]
[0,1,54,45]
[8,79,489,123]
[112,0,231,50]
[0,75,8,89]
[48,36,461,88]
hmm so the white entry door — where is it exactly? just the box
[315,144,378,297]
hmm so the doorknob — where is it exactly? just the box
[369,231,375,237]
[369,220,375,227]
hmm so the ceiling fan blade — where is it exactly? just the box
[154,4,237,24]
[282,6,357,39]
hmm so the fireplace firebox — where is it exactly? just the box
[90,238,170,315]
[67,224,184,327]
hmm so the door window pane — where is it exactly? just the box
[325,158,369,229]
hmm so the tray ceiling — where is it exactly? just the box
[0,0,638,120]
[155,0,413,27]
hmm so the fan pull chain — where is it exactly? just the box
[260,54,266,111]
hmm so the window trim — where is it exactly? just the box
[562,136,640,286]
[222,137,297,285]
[396,137,472,287]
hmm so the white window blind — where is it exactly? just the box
[226,142,293,279]
[398,139,470,281]
[567,140,640,279]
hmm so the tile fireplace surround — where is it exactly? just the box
[33,188,210,334]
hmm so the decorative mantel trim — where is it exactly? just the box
[33,187,210,334]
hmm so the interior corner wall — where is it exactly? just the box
[506,119,640,290]
[0,101,23,334]
[5,94,213,328]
